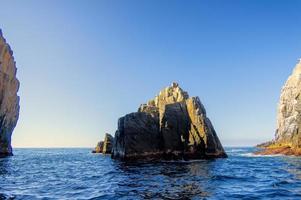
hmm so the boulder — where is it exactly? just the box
[112,82,227,160]
[0,29,20,157]
[256,59,301,155]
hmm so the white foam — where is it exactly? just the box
[240,153,282,157]
[226,149,246,153]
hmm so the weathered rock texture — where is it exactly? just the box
[256,60,301,156]
[112,82,227,160]
[0,30,20,157]
[92,133,114,154]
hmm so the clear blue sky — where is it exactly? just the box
[1,0,301,147]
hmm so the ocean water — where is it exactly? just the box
[1,148,301,200]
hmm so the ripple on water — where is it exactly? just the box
[0,148,301,199]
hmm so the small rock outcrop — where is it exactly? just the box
[102,133,114,154]
[0,30,20,157]
[92,133,114,154]
[112,82,227,160]
[256,59,301,156]
[92,141,104,153]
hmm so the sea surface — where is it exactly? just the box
[1,147,301,200]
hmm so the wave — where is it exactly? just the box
[240,153,283,157]
[226,149,247,153]
[3,148,301,199]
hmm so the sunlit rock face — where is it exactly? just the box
[112,82,227,161]
[256,60,301,156]
[102,133,114,154]
[275,60,301,147]
[92,141,104,153]
[92,133,114,154]
[0,30,20,157]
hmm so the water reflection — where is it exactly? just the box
[2,148,301,199]
[112,160,215,199]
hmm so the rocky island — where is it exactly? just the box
[92,133,114,154]
[110,82,227,161]
[0,30,20,157]
[256,59,301,156]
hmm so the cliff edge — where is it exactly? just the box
[0,29,20,157]
[256,59,301,156]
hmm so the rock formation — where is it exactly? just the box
[92,141,104,153]
[0,30,20,157]
[256,59,301,156]
[102,133,114,154]
[112,82,227,160]
[92,133,114,154]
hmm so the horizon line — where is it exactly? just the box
[12,145,256,149]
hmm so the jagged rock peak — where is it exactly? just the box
[157,82,189,103]
[292,58,301,74]
[139,82,189,113]
[0,30,20,157]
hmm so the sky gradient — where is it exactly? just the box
[1,0,301,147]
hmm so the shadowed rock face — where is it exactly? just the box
[257,60,301,155]
[0,30,20,157]
[112,112,162,160]
[112,83,227,161]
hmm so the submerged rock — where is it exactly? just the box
[92,133,114,154]
[257,59,301,156]
[112,82,227,161]
[0,30,20,157]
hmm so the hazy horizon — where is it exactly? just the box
[1,0,301,148]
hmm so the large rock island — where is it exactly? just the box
[0,30,20,157]
[257,59,301,156]
[111,82,227,161]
